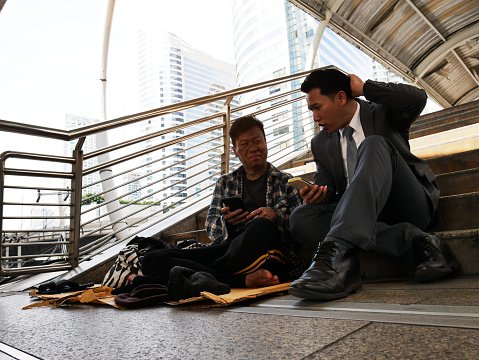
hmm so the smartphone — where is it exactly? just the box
[288,177,314,191]
[222,196,245,211]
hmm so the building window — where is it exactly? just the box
[273,126,289,136]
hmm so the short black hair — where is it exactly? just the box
[229,115,265,147]
[301,68,353,99]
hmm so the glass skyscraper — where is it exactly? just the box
[132,31,237,207]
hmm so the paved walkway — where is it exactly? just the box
[1,276,478,359]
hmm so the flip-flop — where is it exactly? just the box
[114,284,169,309]
[35,280,94,294]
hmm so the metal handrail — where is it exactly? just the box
[83,112,224,161]
[83,122,224,175]
[0,66,333,141]
[82,133,223,193]
[80,159,222,230]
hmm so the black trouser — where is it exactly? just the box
[141,218,289,287]
[290,135,436,262]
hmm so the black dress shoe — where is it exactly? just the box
[413,234,458,283]
[288,241,361,300]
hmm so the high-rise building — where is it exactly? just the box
[134,31,238,207]
[372,60,405,83]
[65,114,102,196]
[124,172,142,202]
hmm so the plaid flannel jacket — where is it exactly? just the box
[205,163,303,245]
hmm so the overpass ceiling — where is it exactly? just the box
[291,0,479,108]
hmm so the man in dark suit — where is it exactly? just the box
[288,68,457,300]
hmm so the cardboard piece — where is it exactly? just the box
[178,282,291,306]
[24,282,291,310]
[24,286,120,309]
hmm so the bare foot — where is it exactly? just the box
[245,269,280,288]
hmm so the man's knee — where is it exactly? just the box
[246,217,277,235]
[241,217,280,247]
[359,135,392,153]
[357,135,397,169]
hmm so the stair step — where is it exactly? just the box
[359,228,479,280]
[436,228,479,275]
[410,100,479,139]
[289,148,478,177]
[426,148,479,174]
[433,192,479,231]
[422,99,479,119]
[437,167,479,196]
[410,116,479,139]
[358,250,412,280]
[410,108,479,139]
[415,100,479,124]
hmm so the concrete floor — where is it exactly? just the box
[1,276,478,360]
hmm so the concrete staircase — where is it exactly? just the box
[427,149,479,275]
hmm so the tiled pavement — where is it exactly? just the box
[0,275,478,360]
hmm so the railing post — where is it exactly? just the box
[222,101,232,175]
[69,138,85,268]
[0,154,4,272]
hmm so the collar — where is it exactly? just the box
[234,162,279,179]
[340,102,361,137]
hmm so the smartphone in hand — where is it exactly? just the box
[288,177,314,191]
[222,196,245,211]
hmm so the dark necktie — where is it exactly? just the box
[343,126,357,183]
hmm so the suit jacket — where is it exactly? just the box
[311,80,439,209]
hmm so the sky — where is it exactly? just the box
[0,0,235,154]
[120,0,236,63]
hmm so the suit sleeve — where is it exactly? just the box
[363,80,427,130]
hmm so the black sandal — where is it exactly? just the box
[35,280,94,294]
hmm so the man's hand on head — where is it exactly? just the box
[246,207,277,222]
[300,184,328,204]
[221,207,250,225]
[348,74,365,97]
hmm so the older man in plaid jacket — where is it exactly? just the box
[141,115,303,288]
